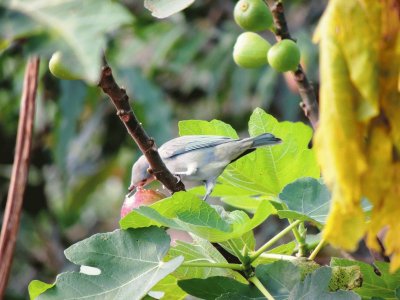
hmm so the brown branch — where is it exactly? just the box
[0,57,39,298]
[271,1,319,129]
[98,66,185,193]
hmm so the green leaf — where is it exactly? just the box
[255,260,302,299]
[290,267,360,299]
[34,227,183,299]
[219,195,265,212]
[3,0,132,83]
[144,0,196,18]
[216,293,255,300]
[179,119,238,138]
[331,258,400,300]
[148,275,186,300]
[178,276,263,300]
[245,108,319,194]
[278,177,330,224]
[168,236,236,279]
[120,191,275,242]
[28,280,54,300]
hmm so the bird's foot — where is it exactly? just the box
[174,174,182,183]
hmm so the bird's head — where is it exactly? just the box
[128,155,155,192]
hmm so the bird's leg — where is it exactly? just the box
[174,174,182,183]
[203,179,216,201]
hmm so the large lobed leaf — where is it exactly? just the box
[120,191,276,242]
[1,0,133,83]
[278,177,330,225]
[29,227,183,300]
[178,108,319,207]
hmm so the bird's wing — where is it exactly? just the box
[160,135,235,158]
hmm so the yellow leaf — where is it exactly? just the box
[316,0,400,271]
[324,200,366,251]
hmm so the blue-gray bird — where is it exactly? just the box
[129,133,281,200]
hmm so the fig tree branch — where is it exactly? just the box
[271,1,319,129]
[0,57,39,299]
[98,66,185,193]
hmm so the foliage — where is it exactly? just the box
[0,0,397,299]
[31,227,183,299]
[29,110,371,299]
[314,0,400,271]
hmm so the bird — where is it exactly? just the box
[129,133,281,200]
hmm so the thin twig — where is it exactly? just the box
[271,1,319,129]
[98,66,185,193]
[0,57,40,298]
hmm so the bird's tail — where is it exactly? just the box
[246,133,282,148]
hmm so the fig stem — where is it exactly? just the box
[98,64,185,193]
[270,1,319,129]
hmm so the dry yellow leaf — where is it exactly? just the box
[315,0,400,271]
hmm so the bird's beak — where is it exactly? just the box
[127,177,155,196]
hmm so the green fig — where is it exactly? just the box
[233,32,271,68]
[267,39,301,72]
[49,51,81,80]
[234,0,273,32]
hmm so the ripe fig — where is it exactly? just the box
[49,51,81,80]
[234,0,273,32]
[120,188,166,218]
[267,39,301,72]
[233,32,271,68]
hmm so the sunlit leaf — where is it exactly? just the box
[147,275,186,300]
[28,280,54,300]
[120,191,275,242]
[168,236,236,279]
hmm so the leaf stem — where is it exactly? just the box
[280,203,307,256]
[308,238,326,260]
[227,240,246,263]
[181,261,244,271]
[258,253,297,261]
[249,276,275,300]
[250,220,301,262]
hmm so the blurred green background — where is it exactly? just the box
[0,0,325,298]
